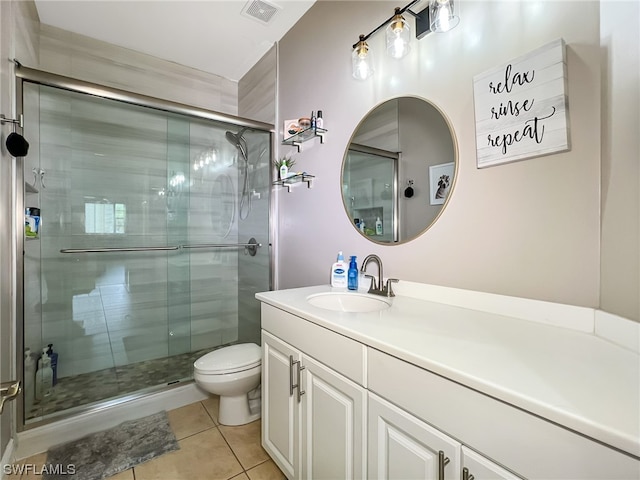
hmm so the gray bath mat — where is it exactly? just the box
[44,410,179,480]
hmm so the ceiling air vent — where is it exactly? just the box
[241,0,280,24]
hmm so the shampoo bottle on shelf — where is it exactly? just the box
[316,110,323,129]
[348,256,358,291]
[24,348,35,410]
[331,251,348,288]
[375,217,383,235]
[35,348,53,401]
[47,343,58,385]
[279,163,288,180]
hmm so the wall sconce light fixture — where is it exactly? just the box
[386,7,411,59]
[352,34,375,80]
[430,0,460,32]
[351,0,460,79]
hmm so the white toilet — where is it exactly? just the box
[193,343,262,426]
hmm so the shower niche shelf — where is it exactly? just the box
[282,127,326,153]
[273,173,314,193]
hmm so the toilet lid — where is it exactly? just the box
[194,343,262,374]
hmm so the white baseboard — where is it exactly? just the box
[15,382,208,461]
[1,438,15,480]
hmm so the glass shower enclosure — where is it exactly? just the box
[342,145,398,243]
[16,69,272,427]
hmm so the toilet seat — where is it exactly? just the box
[194,343,261,375]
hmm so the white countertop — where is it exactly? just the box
[256,283,640,459]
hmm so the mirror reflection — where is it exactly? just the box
[342,96,457,244]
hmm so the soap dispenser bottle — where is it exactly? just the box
[331,251,348,288]
[348,256,358,291]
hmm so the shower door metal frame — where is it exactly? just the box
[14,66,275,431]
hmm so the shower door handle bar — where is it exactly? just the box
[59,239,262,255]
[60,246,180,253]
[182,239,261,256]
[181,242,261,249]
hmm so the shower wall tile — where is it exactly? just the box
[38,24,238,115]
[109,324,169,366]
[13,0,39,67]
[105,304,170,332]
[238,46,277,124]
[50,332,115,378]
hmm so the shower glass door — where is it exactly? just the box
[343,148,398,242]
[21,81,271,425]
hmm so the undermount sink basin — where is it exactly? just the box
[306,292,391,313]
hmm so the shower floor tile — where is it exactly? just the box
[25,347,215,421]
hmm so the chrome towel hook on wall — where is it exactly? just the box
[1,113,29,157]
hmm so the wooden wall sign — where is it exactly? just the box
[473,39,570,168]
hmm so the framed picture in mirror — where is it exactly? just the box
[429,162,454,205]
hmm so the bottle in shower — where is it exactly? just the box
[35,349,53,400]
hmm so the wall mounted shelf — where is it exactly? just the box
[282,127,326,153]
[273,173,315,193]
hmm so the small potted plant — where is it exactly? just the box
[274,156,296,180]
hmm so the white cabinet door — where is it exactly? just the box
[262,330,301,479]
[368,393,461,480]
[461,446,523,480]
[301,354,367,480]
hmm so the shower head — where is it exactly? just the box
[225,127,249,162]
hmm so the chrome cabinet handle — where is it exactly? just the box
[289,355,305,402]
[438,450,450,480]
[462,467,474,480]
[289,355,295,396]
[296,362,305,403]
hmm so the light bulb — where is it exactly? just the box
[352,35,374,80]
[386,10,411,59]
[429,0,460,33]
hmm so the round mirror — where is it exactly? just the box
[341,96,457,244]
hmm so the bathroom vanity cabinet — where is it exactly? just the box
[261,305,367,479]
[257,284,640,480]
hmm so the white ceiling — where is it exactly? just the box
[33,0,316,82]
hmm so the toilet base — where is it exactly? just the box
[218,393,261,426]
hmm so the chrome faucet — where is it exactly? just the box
[360,254,398,297]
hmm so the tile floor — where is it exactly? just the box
[13,397,286,480]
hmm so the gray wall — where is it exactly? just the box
[276,1,605,310]
[599,1,640,322]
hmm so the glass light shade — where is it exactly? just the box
[385,13,411,59]
[429,0,460,33]
[352,38,374,80]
